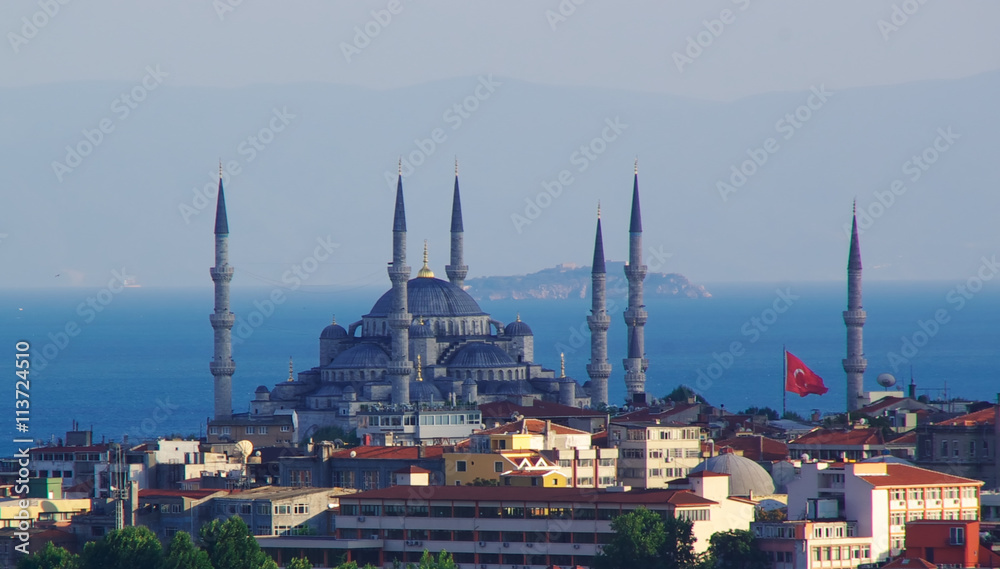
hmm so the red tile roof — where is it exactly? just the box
[855,464,984,488]
[790,427,885,447]
[339,485,717,506]
[476,418,591,437]
[934,405,996,426]
[888,431,917,445]
[714,435,789,462]
[329,446,445,460]
[883,557,936,569]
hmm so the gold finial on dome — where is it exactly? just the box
[417,240,434,278]
[516,313,521,322]
[416,354,423,382]
[560,352,566,378]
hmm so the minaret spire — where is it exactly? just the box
[587,207,611,405]
[209,173,235,420]
[388,170,413,404]
[623,167,648,403]
[844,204,867,412]
[445,161,469,288]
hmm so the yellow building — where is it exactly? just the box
[444,450,547,486]
[0,497,91,528]
[500,469,567,487]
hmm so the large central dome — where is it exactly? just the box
[366,277,487,318]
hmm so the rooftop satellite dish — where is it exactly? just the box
[235,440,254,461]
[350,450,357,458]
[877,373,897,388]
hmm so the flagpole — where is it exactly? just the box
[782,344,787,419]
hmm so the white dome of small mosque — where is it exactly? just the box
[690,451,776,497]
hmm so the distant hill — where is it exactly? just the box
[464,261,711,300]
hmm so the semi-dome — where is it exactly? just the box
[504,318,533,336]
[449,342,516,368]
[255,385,270,393]
[366,278,486,318]
[326,343,389,369]
[690,452,775,497]
[410,382,443,402]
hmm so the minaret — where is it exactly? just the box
[209,168,235,420]
[843,202,867,412]
[445,159,468,288]
[623,161,648,401]
[388,166,413,404]
[586,204,611,406]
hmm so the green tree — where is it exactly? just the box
[664,385,707,405]
[199,516,278,569]
[414,550,457,569]
[160,531,213,569]
[661,515,699,569]
[594,508,666,569]
[704,530,768,569]
[79,526,163,569]
[286,558,312,569]
[739,407,779,421]
[781,411,806,422]
[17,542,79,569]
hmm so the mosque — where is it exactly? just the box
[206,163,652,441]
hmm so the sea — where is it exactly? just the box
[2,280,998,456]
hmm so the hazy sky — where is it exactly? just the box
[4,2,998,96]
[3,1,1000,288]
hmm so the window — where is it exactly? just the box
[209,427,219,435]
[245,426,254,435]
[293,504,309,514]
[970,440,977,456]
[622,449,644,459]
[274,505,291,515]
[891,489,905,501]
[257,504,269,515]
[222,427,231,435]
[953,440,959,457]
[240,504,252,514]
[281,425,290,432]
[165,527,178,537]
[908,489,923,500]
[941,440,949,457]
[359,504,379,516]
[259,426,267,434]
[599,458,615,467]
[494,461,502,473]
[950,527,965,545]
[649,469,663,478]
[456,461,467,472]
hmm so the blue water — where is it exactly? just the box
[2,280,998,455]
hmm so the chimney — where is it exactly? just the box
[418,445,424,459]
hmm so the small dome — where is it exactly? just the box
[320,318,348,339]
[255,385,270,393]
[344,385,356,393]
[449,342,516,368]
[410,382,443,403]
[326,343,389,369]
[690,453,775,497]
[409,320,434,338]
[505,317,532,336]
[463,375,477,385]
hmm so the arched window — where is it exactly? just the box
[507,370,513,380]
[461,320,467,335]
[466,370,472,379]
[477,370,483,380]
[488,370,494,380]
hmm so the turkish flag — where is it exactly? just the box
[785,351,829,397]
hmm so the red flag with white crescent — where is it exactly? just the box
[785,351,829,397]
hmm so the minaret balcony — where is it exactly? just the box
[387,362,413,376]
[388,314,412,329]
[843,309,867,326]
[587,314,611,329]
[623,308,648,325]
[842,357,868,373]
[210,266,234,281]
[210,361,236,376]
[587,363,613,378]
[210,312,235,328]
[624,264,648,280]
[388,264,411,281]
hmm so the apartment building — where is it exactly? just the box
[915,405,998,490]
[786,461,983,562]
[753,519,875,569]
[608,420,703,488]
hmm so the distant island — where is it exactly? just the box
[464,261,711,300]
